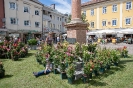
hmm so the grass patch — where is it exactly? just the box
[0,51,133,88]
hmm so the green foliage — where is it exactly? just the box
[0,50,133,88]
[81,13,88,23]
[66,63,75,78]
[0,42,4,45]
[60,62,66,72]
[28,39,37,45]
[83,62,91,75]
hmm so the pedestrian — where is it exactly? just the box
[45,32,53,46]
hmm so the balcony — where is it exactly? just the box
[43,15,51,21]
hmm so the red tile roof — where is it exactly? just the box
[81,0,109,7]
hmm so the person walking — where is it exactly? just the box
[45,32,53,46]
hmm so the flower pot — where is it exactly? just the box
[105,64,110,70]
[93,70,99,76]
[82,75,88,83]
[99,67,105,74]
[68,76,75,84]
[0,70,5,78]
[82,62,85,67]
[30,45,37,50]
[89,72,92,79]
[114,62,118,66]
[54,68,59,74]
[61,72,67,79]
[65,63,68,68]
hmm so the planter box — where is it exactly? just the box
[61,72,67,79]
[82,75,88,83]
[93,70,99,76]
[68,76,75,84]
[114,62,118,66]
[0,71,5,78]
[105,64,110,70]
[54,69,59,74]
[30,45,37,50]
[99,67,105,74]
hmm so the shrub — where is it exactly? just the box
[28,39,37,45]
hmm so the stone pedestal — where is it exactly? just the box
[65,0,89,44]
[65,22,88,44]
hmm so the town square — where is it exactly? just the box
[0,0,133,88]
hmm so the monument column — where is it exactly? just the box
[71,0,82,22]
[65,0,88,44]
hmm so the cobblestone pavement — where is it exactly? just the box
[99,43,133,55]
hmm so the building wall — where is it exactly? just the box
[0,0,5,28]
[85,7,97,30]
[82,0,133,30]
[4,0,43,32]
[122,0,133,28]
[43,6,68,33]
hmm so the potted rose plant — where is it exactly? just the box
[66,63,75,84]
[11,49,19,61]
[53,55,60,74]
[60,62,67,79]
[82,62,92,83]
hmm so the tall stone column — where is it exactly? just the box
[65,0,88,44]
[71,0,82,23]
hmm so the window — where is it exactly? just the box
[112,5,117,12]
[35,22,40,27]
[60,18,62,21]
[126,2,132,10]
[102,21,106,26]
[112,19,117,26]
[90,9,94,15]
[65,19,67,22]
[60,25,61,29]
[50,15,52,19]
[125,18,131,25]
[10,18,18,24]
[103,7,107,14]
[90,22,94,28]
[57,17,59,20]
[24,7,29,13]
[24,20,30,26]
[10,2,16,9]
[83,11,86,16]
[35,10,39,15]
[53,24,55,28]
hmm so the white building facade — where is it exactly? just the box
[4,0,43,42]
[43,4,68,39]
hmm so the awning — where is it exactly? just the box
[116,29,133,34]
[0,28,8,31]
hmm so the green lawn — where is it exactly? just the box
[0,50,133,88]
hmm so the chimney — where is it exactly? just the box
[50,4,55,9]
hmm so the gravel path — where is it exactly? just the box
[99,43,133,55]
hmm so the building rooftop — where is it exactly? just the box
[30,0,43,6]
[81,0,109,7]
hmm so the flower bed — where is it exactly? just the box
[35,41,126,84]
[0,36,28,61]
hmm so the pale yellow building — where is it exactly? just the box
[81,0,133,30]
